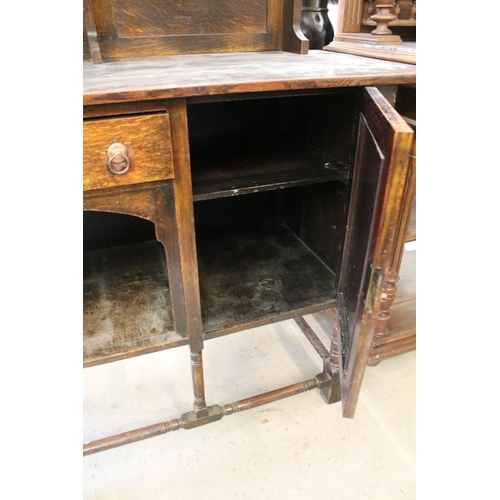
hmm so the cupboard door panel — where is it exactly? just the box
[338,87,414,418]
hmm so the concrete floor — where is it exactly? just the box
[83,312,416,499]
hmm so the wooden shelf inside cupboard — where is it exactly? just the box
[197,223,337,338]
[191,143,348,201]
[83,240,187,367]
[83,223,338,367]
[187,91,356,202]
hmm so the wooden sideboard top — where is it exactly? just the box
[83,50,416,105]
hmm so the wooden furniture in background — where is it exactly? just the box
[325,0,416,63]
[83,0,416,455]
[336,0,415,41]
[322,1,416,365]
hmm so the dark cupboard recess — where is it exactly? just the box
[82,191,346,366]
[188,90,361,337]
[82,89,361,366]
[82,86,412,376]
[82,182,350,364]
[194,185,349,338]
[83,212,184,367]
[187,90,360,201]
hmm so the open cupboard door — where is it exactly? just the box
[337,87,414,418]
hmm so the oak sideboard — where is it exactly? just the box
[83,0,416,455]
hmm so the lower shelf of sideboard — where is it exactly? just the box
[84,223,337,367]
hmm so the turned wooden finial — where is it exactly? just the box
[368,0,376,17]
[370,3,397,36]
[394,0,401,19]
[328,0,402,45]
[410,0,416,20]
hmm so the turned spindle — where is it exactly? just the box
[370,3,397,36]
[368,0,376,17]
[373,275,399,340]
[394,0,401,18]
[410,0,416,20]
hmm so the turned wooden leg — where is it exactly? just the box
[154,185,208,411]
[190,351,207,411]
[326,308,340,370]
[314,309,340,404]
[370,3,397,36]
[293,313,341,404]
[374,273,399,340]
[164,99,207,410]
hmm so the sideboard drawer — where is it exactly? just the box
[83,113,174,191]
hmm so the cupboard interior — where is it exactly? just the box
[194,182,351,337]
[83,212,183,367]
[83,88,364,364]
[188,90,361,336]
[187,89,361,201]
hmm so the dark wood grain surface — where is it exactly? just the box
[167,99,204,352]
[86,0,283,59]
[113,0,268,38]
[83,51,416,105]
[337,87,413,417]
[192,149,348,201]
[197,224,337,336]
[83,240,185,367]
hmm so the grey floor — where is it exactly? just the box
[83,311,416,499]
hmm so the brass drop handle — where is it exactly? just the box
[107,143,130,175]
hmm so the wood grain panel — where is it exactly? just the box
[113,0,268,37]
[83,240,185,367]
[406,194,416,241]
[83,114,174,191]
[337,0,364,33]
[197,224,337,336]
[167,99,204,351]
[95,32,273,60]
[83,186,157,221]
[87,0,283,59]
[92,0,117,37]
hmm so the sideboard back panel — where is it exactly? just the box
[114,0,268,37]
[86,0,283,60]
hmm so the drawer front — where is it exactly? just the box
[83,113,174,191]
